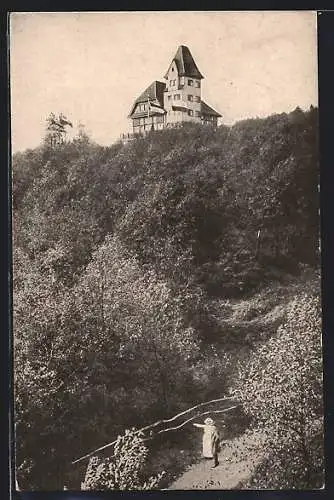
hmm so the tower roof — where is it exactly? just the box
[164,45,204,80]
[128,81,166,117]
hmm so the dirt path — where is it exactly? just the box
[168,430,266,490]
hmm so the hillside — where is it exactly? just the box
[12,107,323,490]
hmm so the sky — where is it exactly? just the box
[10,11,318,153]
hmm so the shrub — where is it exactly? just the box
[81,429,165,490]
[234,292,324,488]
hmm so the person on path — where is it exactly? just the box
[193,417,220,468]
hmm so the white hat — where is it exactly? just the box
[204,417,214,425]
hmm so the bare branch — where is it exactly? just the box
[147,405,241,437]
[71,396,239,464]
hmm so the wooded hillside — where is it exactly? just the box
[13,106,323,490]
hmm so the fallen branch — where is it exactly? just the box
[144,405,241,439]
[71,396,238,464]
[76,405,240,466]
[140,396,237,433]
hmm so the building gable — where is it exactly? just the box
[128,81,166,117]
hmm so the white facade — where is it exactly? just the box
[164,60,202,125]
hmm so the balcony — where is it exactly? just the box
[120,129,152,143]
[120,132,136,143]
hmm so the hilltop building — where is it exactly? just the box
[122,45,221,140]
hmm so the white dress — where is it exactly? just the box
[194,423,216,458]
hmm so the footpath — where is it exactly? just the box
[168,430,266,490]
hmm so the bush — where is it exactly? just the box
[234,292,324,488]
[81,429,165,490]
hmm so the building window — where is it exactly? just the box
[195,111,201,117]
[168,95,172,101]
[188,109,194,116]
[195,96,200,103]
[174,94,180,100]
[188,95,193,102]
[188,79,193,86]
[195,81,200,88]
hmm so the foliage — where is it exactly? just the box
[13,235,202,488]
[68,235,201,422]
[81,429,165,490]
[12,107,320,489]
[233,292,324,488]
[13,107,319,291]
[44,112,73,148]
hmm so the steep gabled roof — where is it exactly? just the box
[201,100,222,117]
[128,81,166,117]
[164,45,204,80]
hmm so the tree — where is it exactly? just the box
[45,112,73,148]
[71,235,201,417]
[13,246,73,489]
[14,233,202,489]
[233,290,324,488]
